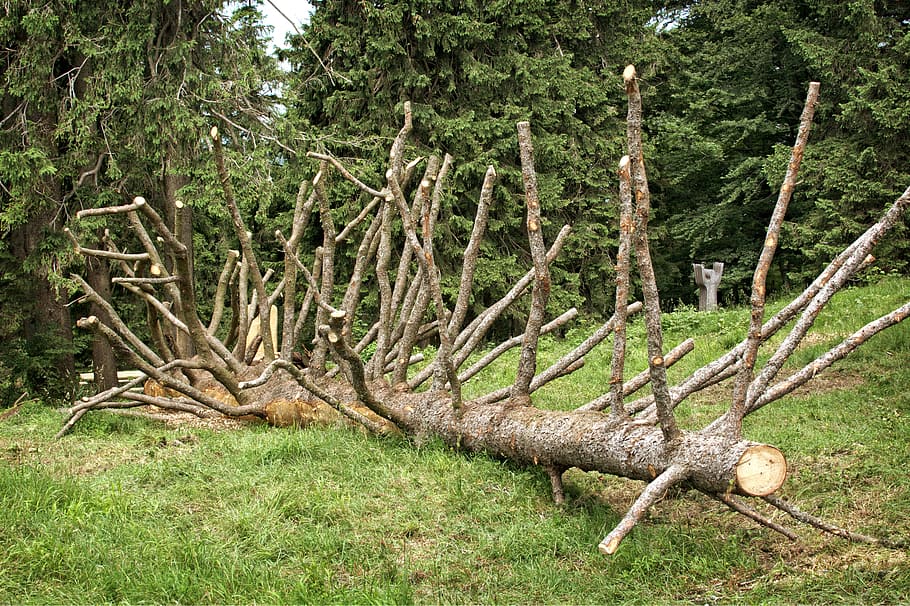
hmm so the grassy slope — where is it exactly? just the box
[0,276,907,604]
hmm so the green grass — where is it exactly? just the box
[1,277,908,604]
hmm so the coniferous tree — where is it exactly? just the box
[0,0,281,402]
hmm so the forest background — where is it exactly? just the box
[1,0,907,404]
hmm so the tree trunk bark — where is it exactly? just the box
[9,191,75,393]
[376,385,785,498]
[85,248,119,392]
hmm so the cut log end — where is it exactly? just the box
[598,536,621,555]
[736,444,787,496]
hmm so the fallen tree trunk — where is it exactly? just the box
[62,65,909,555]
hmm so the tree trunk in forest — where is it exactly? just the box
[9,189,75,393]
[162,153,195,359]
[85,250,119,392]
[60,67,909,554]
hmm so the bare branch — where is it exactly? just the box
[321,311,396,420]
[340,212,383,319]
[73,278,165,367]
[293,247,323,350]
[336,196,380,243]
[449,165,496,338]
[750,300,910,412]
[599,463,689,555]
[64,228,150,262]
[211,126,275,362]
[75,198,145,219]
[307,152,387,199]
[708,492,799,541]
[577,338,696,414]
[111,275,179,285]
[389,101,413,180]
[371,198,396,380]
[459,308,578,385]
[511,121,551,403]
[624,64,679,443]
[606,155,636,418]
[76,316,255,416]
[278,181,315,360]
[470,303,645,406]
[763,495,907,549]
[387,168,461,406]
[208,250,240,335]
[408,224,572,391]
[231,254,250,358]
[309,164,338,374]
[729,82,821,424]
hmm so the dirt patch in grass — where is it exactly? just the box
[116,407,260,431]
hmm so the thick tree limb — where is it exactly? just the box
[322,311,397,421]
[624,65,678,443]
[511,121,551,403]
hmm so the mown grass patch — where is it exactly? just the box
[0,277,907,603]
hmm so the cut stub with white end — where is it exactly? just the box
[735,444,787,496]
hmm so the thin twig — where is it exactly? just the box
[763,495,907,549]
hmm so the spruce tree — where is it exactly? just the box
[0,0,281,401]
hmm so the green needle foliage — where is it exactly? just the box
[647,0,910,303]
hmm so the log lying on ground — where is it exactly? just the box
[62,65,909,555]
